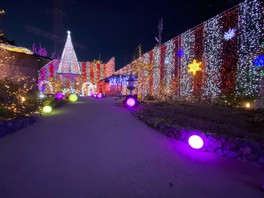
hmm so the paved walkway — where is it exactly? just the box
[0,97,263,198]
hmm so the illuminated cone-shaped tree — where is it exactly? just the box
[57,31,81,93]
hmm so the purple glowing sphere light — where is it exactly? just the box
[55,93,65,100]
[188,135,204,149]
[126,98,136,107]
[98,93,102,98]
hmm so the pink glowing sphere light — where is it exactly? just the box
[126,98,136,107]
[188,135,204,149]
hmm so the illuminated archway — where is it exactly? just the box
[81,82,96,96]
[38,80,54,94]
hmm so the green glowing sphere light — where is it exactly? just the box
[69,94,78,102]
[43,105,52,113]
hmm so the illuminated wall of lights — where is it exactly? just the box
[136,57,143,98]
[153,47,161,95]
[180,30,195,97]
[39,59,114,94]
[203,16,222,98]
[142,53,150,97]
[164,40,175,94]
[105,57,115,77]
[111,0,264,100]
[236,0,263,96]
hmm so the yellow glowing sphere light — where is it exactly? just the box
[69,94,78,102]
[43,105,52,113]
[245,102,251,108]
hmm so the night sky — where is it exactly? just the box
[1,0,241,70]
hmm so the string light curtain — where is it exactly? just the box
[236,0,264,97]
[113,0,264,101]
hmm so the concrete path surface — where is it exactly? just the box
[0,97,263,198]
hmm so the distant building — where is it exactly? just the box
[0,35,51,86]
[38,31,115,96]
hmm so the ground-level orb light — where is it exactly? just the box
[245,102,251,109]
[98,93,102,98]
[55,93,65,100]
[43,105,52,113]
[188,135,204,149]
[69,94,78,102]
[126,98,136,107]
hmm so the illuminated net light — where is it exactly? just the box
[202,15,222,98]
[153,47,161,95]
[69,94,78,102]
[180,30,195,97]
[224,28,236,40]
[188,135,204,149]
[0,43,33,54]
[43,105,52,113]
[55,93,65,100]
[164,40,175,94]
[188,59,202,76]
[126,98,136,107]
[142,53,151,98]
[236,0,263,97]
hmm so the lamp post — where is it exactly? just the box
[123,73,138,107]
[126,73,136,95]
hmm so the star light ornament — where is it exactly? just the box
[188,59,202,75]
[224,28,236,41]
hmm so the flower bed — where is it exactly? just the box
[0,114,41,138]
[131,102,264,168]
[0,97,68,138]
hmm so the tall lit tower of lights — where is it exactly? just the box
[57,31,81,93]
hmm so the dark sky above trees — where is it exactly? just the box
[1,0,241,69]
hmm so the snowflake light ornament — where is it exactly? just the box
[224,28,236,41]
[188,59,202,75]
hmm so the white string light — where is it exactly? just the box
[180,30,195,97]
[164,40,175,95]
[203,16,222,98]
[153,47,161,95]
[236,0,263,96]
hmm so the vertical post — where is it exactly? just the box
[158,18,163,46]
